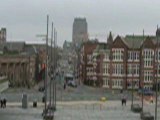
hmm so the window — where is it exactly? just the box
[112,79,123,88]
[103,77,109,87]
[144,71,153,82]
[128,51,139,61]
[113,64,124,75]
[143,49,154,67]
[112,49,124,61]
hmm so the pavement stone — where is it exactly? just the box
[1,100,159,120]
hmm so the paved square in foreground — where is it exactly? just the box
[55,101,140,120]
[0,101,160,120]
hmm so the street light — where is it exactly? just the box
[155,25,159,120]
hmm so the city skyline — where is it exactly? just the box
[1,0,160,46]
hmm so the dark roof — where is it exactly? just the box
[94,43,110,52]
[0,41,25,52]
[124,35,156,49]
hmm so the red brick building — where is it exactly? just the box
[79,40,98,85]
[79,29,160,90]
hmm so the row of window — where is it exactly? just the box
[103,78,123,88]
[102,78,152,89]
[86,49,160,64]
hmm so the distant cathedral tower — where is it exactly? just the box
[72,18,88,47]
[0,28,6,44]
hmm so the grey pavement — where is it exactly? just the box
[1,82,159,120]
[0,107,42,120]
[1,100,159,120]
[1,84,139,102]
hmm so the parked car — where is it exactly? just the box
[140,112,154,120]
[138,89,153,96]
[67,80,77,88]
[131,104,142,113]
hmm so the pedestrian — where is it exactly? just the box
[63,83,66,90]
[121,95,127,106]
[123,95,127,106]
[3,98,6,108]
[0,99,2,108]
[1,99,4,108]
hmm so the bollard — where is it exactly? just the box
[93,104,94,110]
[33,101,37,108]
[22,93,28,109]
[42,96,45,103]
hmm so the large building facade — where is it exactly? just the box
[79,29,160,90]
[72,18,88,47]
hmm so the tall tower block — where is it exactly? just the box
[72,18,88,46]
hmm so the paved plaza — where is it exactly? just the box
[1,84,160,120]
[0,100,160,120]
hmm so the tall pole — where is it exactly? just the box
[53,28,56,110]
[155,25,158,120]
[142,29,144,112]
[49,22,53,113]
[131,34,134,107]
[55,30,57,110]
[44,15,49,114]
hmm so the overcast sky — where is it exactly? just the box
[1,0,160,46]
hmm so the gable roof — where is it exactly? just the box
[94,43,109,52]
[124,35,156,49]
[112,35,129,48]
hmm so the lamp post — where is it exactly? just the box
[141,30,144,113]
[53,28,57,111]
[44,14,49,117]
[155,25,159,120]
[131,34,135,108]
